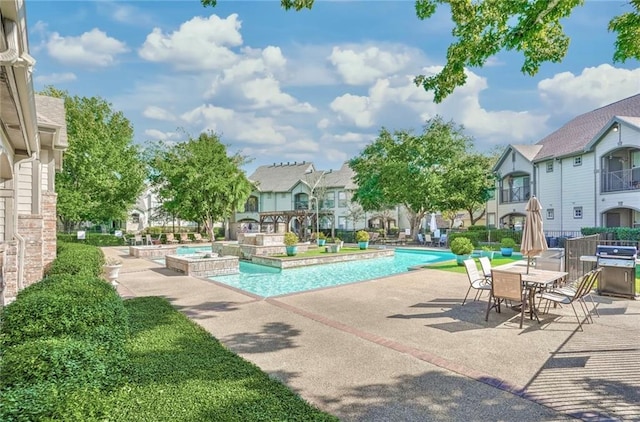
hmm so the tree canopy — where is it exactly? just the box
[40,87,146,229]
[349,116,493,235]
[145,132,253,241]
[201,0,640,103]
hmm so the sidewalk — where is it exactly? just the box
[106,247,640,421]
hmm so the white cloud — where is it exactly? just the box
[46,29,129,67]
[241,77,316,113]
[317,118,330,129]
[329,45,413,85]
[538,64,640,115]
[143,106,177,122]
[144,129,182,142]
[34,72,76,85]
[139,14,242,71]
[330,94,374,128]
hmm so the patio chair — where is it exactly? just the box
[180,233,193,243]
[539,268,601,330]
[369,232,380,244]
[462,259,492,305]
[397,232,407,245]
[478,256,492,283]
[417,233,425,245]
[165,233,179,244]
[133,233,144,246]
[486,270,528,328]
[438,234,448,247]
[193,233,210,243]
[424,234,433,246]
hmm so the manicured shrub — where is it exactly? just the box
[450,237,474,255]
[448,231,480,246]
[46,242,104,277]
[0,337,112,389]
[0,274,128,351]
[57,233,125,247]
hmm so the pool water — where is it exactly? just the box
[210,248,456,297]
[177,246,212,255]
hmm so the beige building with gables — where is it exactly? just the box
[1,0,68,304]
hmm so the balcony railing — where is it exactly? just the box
[601,168,640,192]
[294,200,309,210]
[500,187,530,204]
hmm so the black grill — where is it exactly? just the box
[596,245,638,299]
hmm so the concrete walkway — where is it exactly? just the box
[105,247,640,421]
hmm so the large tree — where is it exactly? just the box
[145,132,253,244]
[349,116,472,236]
[202,0,640,103]
[40,87,146,230]
[438,153,497,226]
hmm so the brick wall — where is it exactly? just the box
[42,193,57,267]
[18,213,44,288]
[1,241,19,306]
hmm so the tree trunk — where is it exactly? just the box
[467,208,486,226]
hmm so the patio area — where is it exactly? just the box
[107,247,640,421]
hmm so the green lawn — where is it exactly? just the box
[78,297,338,421]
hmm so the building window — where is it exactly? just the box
[131,213,140,224]
[338,216,346,229]
[546,209,554,220]
[511,152,516,162]
[338,191,347,208]
[487,213,496,228]
[323,192,335,209]
[574,156,582,166]
[546,161,553,172]
[573,206,583,219]
[244,196,258,212]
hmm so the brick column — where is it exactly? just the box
[42,193,57,268]
[18,214,44,288]
[1,241,19,306]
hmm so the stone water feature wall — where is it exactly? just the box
[215,233,310,259]
[165,254,239,277]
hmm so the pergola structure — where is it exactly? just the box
[258,210,334,239]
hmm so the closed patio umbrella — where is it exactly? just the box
[429,213,438,233]
[521,196,548,274]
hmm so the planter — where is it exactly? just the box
[317,239,326,247]
[358,241,369,250]
[326,244,341,253]
[482,250,495,260]
[285,245,298,256]
[103,264,122,286]
[500,247,513,257]
[456,254,471,265]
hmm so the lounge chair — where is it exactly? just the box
[417,233,425,245]
[424,234,433,246]
[438,234,448,247]
[165,233,179,244]
[193,233,210,243]
[368,232,380,244]
[180,233,193,243]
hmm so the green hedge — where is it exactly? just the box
[581,227,640,241]
[448,231,480,247]
[46,242,105,277]
[57,233,125,247]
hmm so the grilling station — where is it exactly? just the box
[594,245,639,299]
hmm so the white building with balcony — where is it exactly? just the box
[487,94,640,235]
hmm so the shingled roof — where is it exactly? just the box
[534,93,640,161]
[35,94,68,146]
[249,161,357,192]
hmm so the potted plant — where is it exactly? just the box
[316,231,327,247]
[481,246,495,261]
[450,237,474,265]
[327,236,342,253]
[103,257,122,286]
[500,238,516,257]
[355,230,370,250]
[284,232,299,256]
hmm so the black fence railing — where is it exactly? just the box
[500,186,531,203]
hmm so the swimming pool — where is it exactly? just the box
[176,246,212,255]
[210,248,456,297]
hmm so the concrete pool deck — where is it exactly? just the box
[105,246,640,421]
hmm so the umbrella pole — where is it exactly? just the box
[526,257,531,274]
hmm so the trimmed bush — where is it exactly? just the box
[0,274,128,351]
[46,242,105,277]
[450,237,474,255]
[57,233,125,247]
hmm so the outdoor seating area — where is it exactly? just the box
[108,245,640,421]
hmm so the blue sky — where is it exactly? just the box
[26,1,640,174]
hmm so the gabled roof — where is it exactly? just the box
[585,115,640,151]
[494,144,542,171]
[35,95,68,146]
[249,161,315,192]
[323,162,357,189]
[534,93,640,161]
